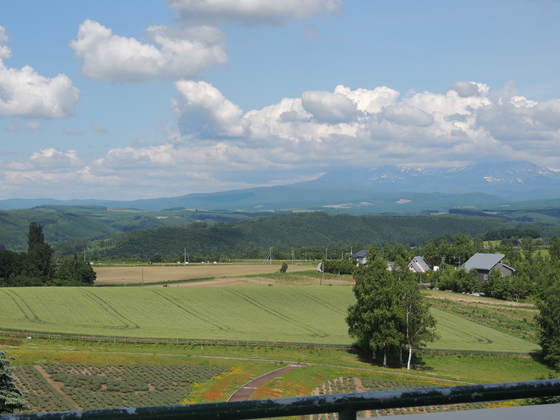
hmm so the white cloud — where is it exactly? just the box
[26,120,42,131]
[301,90,360,123]
[449,80,489,98]
[147,25,227,80]
[168,0,343,25]
[29,149,81,169]
[70,20,227,82]
[171,80,248,137]
[91,123,107,133]
[5,80,560,200]
[0,26,80,119]
[0,26,11,59]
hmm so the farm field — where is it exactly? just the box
[0,286,539,353]
[93,263,316,285]
[5,338,552,415]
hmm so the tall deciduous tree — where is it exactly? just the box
[401,277,438,369]
[347,259,403,366]
[0,351,29,414]
[347,257,437,368]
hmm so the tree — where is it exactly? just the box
[53,254,96,286]
[27,221,45,252]
[347,257,438,368]
[347,259,404,367]
[536,281,560,370]
[0,351,29,414]
[279,262,288,273]
[401,276,438,369]
[549,236,560,262]
[22,242,53,283]
[519,236,534,262]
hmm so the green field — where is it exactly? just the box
[0,286,538,352]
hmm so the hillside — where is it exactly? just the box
[0,206,275,251]
[96,212,560,259]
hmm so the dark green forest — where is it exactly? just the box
[92,212,560,261]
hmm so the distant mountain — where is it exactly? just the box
[1,160,559,213]
[343,161,560,199]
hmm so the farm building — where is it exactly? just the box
[464,253,515,282]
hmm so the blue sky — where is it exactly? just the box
[1,0,560,200]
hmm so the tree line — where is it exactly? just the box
[65,211,560,261]
[0,223,96,287]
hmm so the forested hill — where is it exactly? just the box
[98,212,560,259]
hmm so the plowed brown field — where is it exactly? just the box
[94,263,315,285]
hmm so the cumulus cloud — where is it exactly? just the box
[70,20,227,82]
[168,0,343,25]
[301,90,360,123]
[5,80,560,200]
[28,149,81,169]
[449,80,489,98]
[0,26,80,118]
[171,81,560,171]
[171,80,248,137]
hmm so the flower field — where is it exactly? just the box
[14,364,227,413]
[309,375,491,418]
[0,286,539,352]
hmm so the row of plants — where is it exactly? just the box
[309,375,491,418]
[13,364,228,413]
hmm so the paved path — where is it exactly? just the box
[227,364,305,402]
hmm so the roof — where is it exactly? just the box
[409,256,430,273]
[464,253,505,271]
[351,250,368,259]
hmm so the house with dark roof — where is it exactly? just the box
[408,256,430,273]
[350,249,368,265]
[464,253,515,282]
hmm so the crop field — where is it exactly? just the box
[93,263,315,285]
[0,286,538,352]
[14,364,227,413]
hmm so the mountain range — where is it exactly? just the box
[2,160,560,213]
